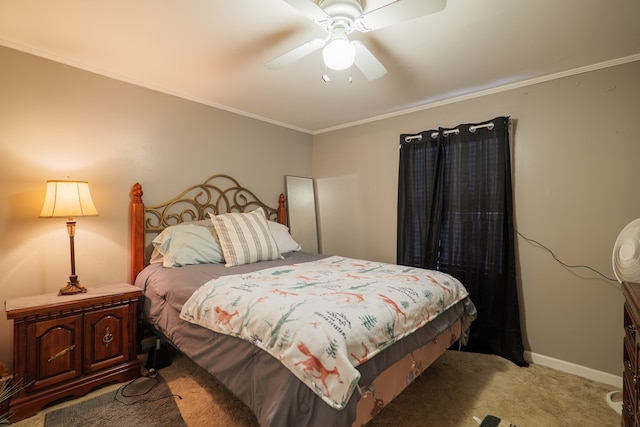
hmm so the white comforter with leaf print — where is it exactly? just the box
[179,256,470,410]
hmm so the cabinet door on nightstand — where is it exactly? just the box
[84,305,130,372]
[27,314,83,391]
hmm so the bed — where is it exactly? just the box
[129,174,477,426]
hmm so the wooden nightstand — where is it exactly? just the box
[4,283,142,422]
[623,282,640,426]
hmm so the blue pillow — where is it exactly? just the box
[152,224,225,267]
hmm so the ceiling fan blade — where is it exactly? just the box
[356,0,447,32]
[282,0,331,24]
[352,40,387,81]
[266,38,326,69]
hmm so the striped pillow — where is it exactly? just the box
[209,207,282,266]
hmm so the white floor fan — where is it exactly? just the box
[609,218,640,415]
[613,218,640,284]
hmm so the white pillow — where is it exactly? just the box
[152,223,225,267]
[149,248,164,264]
[209,207,282,267]
[268,221,302,253]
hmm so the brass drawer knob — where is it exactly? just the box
[102,327,114,346]
[626,324,636,338]
[48,345,76,362]
[627,401,636,418]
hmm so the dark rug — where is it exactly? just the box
[44,374,186,427]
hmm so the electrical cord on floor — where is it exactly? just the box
[113,369,182,406]
[515,229,618,282]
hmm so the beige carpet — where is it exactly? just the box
[12,349,621,426]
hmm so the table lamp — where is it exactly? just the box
[39,180,99,295]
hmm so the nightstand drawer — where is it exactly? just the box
[84,305,131,372]
[27,314,82,391]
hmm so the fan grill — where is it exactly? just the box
[612,218,640,283]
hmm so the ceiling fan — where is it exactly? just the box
[266,0,447,81]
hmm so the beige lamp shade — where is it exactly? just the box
[39,180,99,218]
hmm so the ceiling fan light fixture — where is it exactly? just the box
[322,35,355,70]
[269,0,447,80]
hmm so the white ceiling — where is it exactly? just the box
[1,0,639,134]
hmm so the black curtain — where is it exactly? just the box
[397,116,527,366]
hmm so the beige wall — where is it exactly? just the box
[0,46,313,367]
[2,43,638,381]
[312,60,640,376]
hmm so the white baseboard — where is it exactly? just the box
[524,351,623,389]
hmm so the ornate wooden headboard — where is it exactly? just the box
[129,174,287,284]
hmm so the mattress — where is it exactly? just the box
[135,251,476,426]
